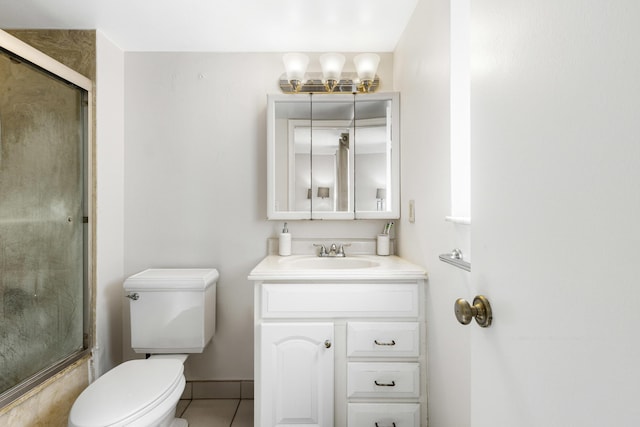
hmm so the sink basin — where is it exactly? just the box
[279,256,380,269]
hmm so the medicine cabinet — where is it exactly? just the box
[267,92,400,220]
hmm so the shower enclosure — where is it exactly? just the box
[0,33,91,407]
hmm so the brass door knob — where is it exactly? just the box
[454,295,492,328]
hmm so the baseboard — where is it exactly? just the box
[181,380,254,400]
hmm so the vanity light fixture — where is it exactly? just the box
[279,53,380,94]
[319,53,345,92]
[282,53,310,93]
[353,53,380,93]
[317,187,330,199]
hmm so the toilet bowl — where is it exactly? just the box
[69,269,218,427]
[69,357,187,427]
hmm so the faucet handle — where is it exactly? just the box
[337,243,351,256]
[313,243,327,256]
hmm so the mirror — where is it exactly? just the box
[267,92,399,220]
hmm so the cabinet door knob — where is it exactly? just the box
[125,293,139,301]
[374,339,396,346]
[375,423,396,427]
[374,380,396,387]
[324,340,332,348]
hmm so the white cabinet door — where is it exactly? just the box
[260,323,334,427]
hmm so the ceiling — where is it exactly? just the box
[0,0,419,52]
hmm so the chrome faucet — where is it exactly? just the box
[313,243,351,257]
[337,243,350,256]
[328,243,338,256]
[313,244,328,257]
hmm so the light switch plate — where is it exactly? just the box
[409,200,415,223]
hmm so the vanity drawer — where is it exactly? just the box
[347,362,420,399]
[261,283,419,318]
[348,403,420,427]
[348,322,419,358]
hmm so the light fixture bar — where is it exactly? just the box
[278,72,380,94]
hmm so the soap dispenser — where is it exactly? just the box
[279,222,291,256]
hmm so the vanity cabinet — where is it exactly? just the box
[252,276,426,427]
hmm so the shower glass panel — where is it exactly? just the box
[0,47,88,398]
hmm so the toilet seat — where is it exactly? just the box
[69,358,185,427]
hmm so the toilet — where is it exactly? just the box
[69,268,218,427]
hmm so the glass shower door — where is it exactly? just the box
[0,47,88,397]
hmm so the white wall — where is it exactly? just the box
[95,31,125,377]
[121,52,393,380]
[394,0,471,426]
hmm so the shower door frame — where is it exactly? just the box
[0,29,94,409]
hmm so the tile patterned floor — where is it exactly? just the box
[176,399,253,427]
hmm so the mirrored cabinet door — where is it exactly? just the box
[268,95,312,219]
[354,92,399,219]
[309,94,355,220]
[267,92,399,220]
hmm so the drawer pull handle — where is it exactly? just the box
[375,423,396,427]
[374,380,396,387]
[374,339,396,346]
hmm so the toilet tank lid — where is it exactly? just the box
[124,268,219,291]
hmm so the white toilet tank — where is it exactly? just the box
[124,268,218,353]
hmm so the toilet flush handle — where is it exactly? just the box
[125,293,139,301]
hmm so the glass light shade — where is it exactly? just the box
[319,53,345,81]
[353,53,380,81]
[282,53,309,82]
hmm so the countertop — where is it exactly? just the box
[248,254,427,281]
